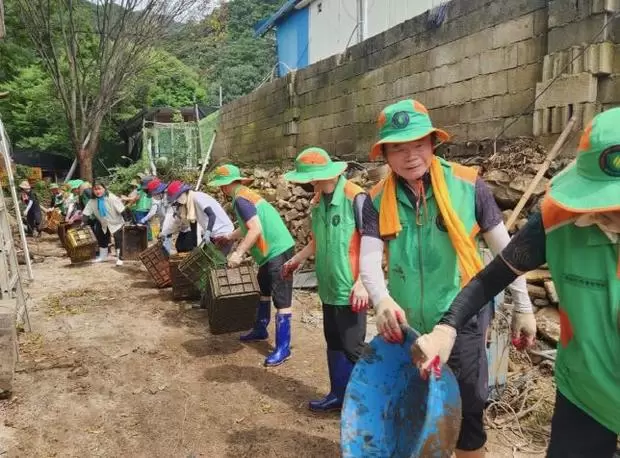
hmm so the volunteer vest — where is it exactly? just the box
[541,198,620,433]
[133,189,152,212]
[233,186,295,266]
[312,176,363,306]
[371,158,479,333]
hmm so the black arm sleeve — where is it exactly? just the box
[203,206,216,231]
[361,194,381,239]
[439,212,547,330]
[439,256,518,330]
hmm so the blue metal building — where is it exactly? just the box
[255,0,309,77]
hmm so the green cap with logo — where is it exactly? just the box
[370,99,450,161]
[548,108,620,212]
[284,147,347,183]
[207,164,254,187]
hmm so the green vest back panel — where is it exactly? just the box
[542,199,620,433]
[233,186,295,266]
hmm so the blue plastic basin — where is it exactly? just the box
[341,327,462,457]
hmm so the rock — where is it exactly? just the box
[277,199,293,210]
[525,269,552,284]
[544,280,559,305]
[509,175,549,196]
[527,283,548,300]
[294,199,308,211]
[292,186,310,197]
[285,209,300,222]
[533,298,550,308]
[253,168,270,179]
[536,307,561,345]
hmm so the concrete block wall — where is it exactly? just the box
[534,0,620,137]
[213,0,620,163]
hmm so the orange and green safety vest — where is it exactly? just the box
[312,175,363,306]
[233,186,294,266]
[541,197,620,433]
[370,158,480,333]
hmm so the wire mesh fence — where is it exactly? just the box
[142,110,218,170]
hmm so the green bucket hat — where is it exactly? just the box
[207,164,254,187]
[370,99,450,161]
[284,148,347,183]
[67,179,84,190]
[49,183,59,190]
[548,108,620,212]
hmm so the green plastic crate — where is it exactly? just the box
[178,242,227,291]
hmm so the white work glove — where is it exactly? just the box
[138,218,147,225]
[227,251,242,268]
[350,280,369,313]
[411,324,457,378]
[511,311,537,351]
[375,296,408,343]
[202,229,212,244]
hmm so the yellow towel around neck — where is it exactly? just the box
[186,190,197,223]
[378,156,483,286]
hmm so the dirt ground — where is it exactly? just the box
[0,233,544,457]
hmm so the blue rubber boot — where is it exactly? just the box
[264,313,291,367]
[308,350,354,412]
[240,300,271,341]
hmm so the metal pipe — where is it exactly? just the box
[195,131,217,191]
[295,0,315,9]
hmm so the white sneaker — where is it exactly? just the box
[115,258,124,267]
[92,248,108,263]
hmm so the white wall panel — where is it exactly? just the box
[307,0,435,64]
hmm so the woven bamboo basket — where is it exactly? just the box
[200,265,260,335]
[170,252,202,300]
[139,242,171,288]
[65,226,98,264]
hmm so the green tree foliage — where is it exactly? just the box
[167,0,280,106]
[0,0,279,178]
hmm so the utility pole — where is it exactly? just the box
[356,0,365,44]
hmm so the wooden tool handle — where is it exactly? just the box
[506,116,577,232]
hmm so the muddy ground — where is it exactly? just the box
[0,233,544,457]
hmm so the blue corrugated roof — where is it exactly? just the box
[254,0,299,37]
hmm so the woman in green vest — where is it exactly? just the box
[209,165,296,367]
[282,147,369,412]
[359,99,536,457]
[126,178,153,240]
[413,108,620,458]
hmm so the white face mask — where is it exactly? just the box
[575,212,620,242]
[176,193,188,205]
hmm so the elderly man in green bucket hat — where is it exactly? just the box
[412,107,620,457]
[282,147,370,412]
[359,99,535,457]
[208,164,296,367]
